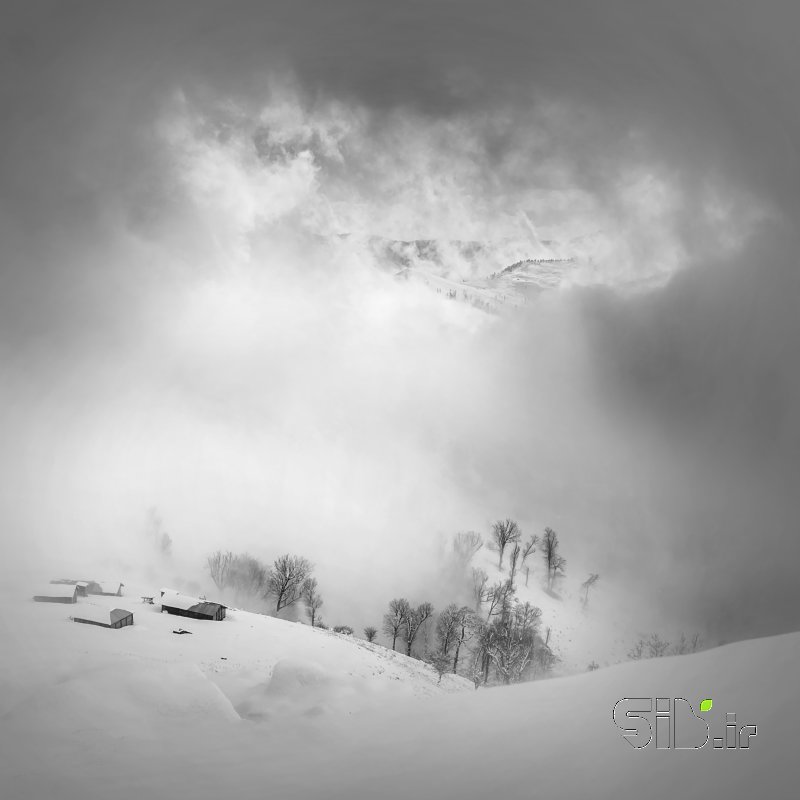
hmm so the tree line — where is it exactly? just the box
[375,520,578,687]
[203,518,607,688]
[206,550,323,620]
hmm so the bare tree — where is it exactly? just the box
[671,633,689,655]
[383,598,410,651]
[542,527,556,588]
[627,631,671,660]
[542,528,566,591]
[509,543,521,588]
[436,604,460,657]
[333,625,354,635]
[472,619,493,686]
[402,602,434,657]
[531,635,558,677]
[552,555,567,587]
[228,553,270,600]
[520,535,538,586]
[471,567,489,609]
[451,606,476,674]
[628,639,645,660]
[483,602,542,684]
[491,519,521,570]
[267,554,312,613]
[520,535,538,565]
[485,579,515,619]
[427,650,452,684]
[206,550,233,591]
[646,633,670,658]
[363,626,378,643]
[301,577,323,626]
[581,573,600,607]
[452,531,483,568]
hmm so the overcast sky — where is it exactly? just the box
[1,1,799,641]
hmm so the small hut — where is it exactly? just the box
[71,606,134,629]
[50,579,122,595]
[50,579,90,597]
[34,584,78,604]
[87,581,125,597]
[160,589,226,621]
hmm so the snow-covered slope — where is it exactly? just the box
[1,571,795,799]
[0,579,469,722]
[359,231,671,311]
[358,233,590,311]
[469,545,638,676]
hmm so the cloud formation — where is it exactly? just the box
[2,0,799,640]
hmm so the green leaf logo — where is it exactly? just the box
[699,698,713,713]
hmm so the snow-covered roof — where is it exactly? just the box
[50,579,91,593]
[95,581,124,594]
[71,606,133,625]
[109,608,133,625]
[34,584,77,599]
[71,605,110,625]
[160,589,225,613]
[50,579,103,593]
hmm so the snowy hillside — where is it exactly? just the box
[0,572,794,799]
[352,226,677,311]
[344,233,591,311]
[0,579,469,723]
[356,229,669,313]
[467,544,639,676]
